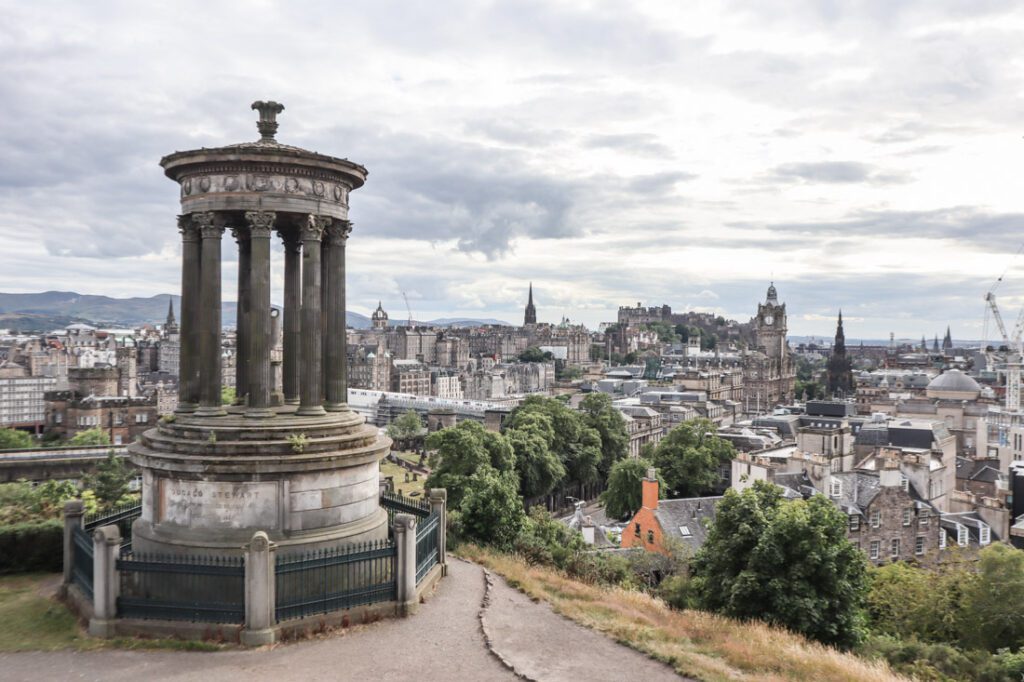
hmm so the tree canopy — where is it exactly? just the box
[647,418,733,497]
[0,428,33,450]
[387,409,424,442]
[458,469,526,550]
[424,420,515,508]
[505,412,565,499]
[518,346,553,363]
[84,450,133,508]
[692,481,867,649]
[504,396,601,488]
[601,457,661,519]
[578,393,629,477]
[68,427,112,446]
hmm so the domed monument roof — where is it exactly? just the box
[926,369,980,399]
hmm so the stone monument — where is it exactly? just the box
[129,102,391,556]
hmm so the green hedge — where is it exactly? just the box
[0,519,63,574]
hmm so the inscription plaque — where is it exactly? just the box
[160,480,279,530]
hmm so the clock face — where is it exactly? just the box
[764,314,774,326]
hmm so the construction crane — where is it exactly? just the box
[983,291,1024,412]
[402,291,413,328]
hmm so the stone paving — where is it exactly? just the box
[0,560,684,682]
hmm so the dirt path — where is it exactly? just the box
[0,560,684,681]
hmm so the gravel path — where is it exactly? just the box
[0,560,684,681]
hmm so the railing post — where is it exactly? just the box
[61,499,84,597]
[394,513,418,616]
[429,488,448,577]
[242,531,277,647]
[88,524,121,637]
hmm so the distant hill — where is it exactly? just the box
[0,292,506,332]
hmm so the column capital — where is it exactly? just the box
[324,220,352,244]
[229,224,249,244]
[301,214,330,242]
[279,228,302,253]
[245,210,276,238]
[177,215,201,241]
[193,211,222,239]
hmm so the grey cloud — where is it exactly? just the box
[585,133,674,157]
[768,161,911,185]
[626,171,697,195]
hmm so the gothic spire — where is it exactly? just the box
[167,297,175,325]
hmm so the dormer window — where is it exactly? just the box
[900,476,909,492]
[980,526,991,545]
[830,479,842,498]
[939,530,947,549]
[957,524,968,547]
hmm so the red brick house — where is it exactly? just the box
[620,468,721,555]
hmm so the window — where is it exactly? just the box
[900,476,909,492]
[915,536,925,555]
[980,526,991,545]
[830,478,842,498]
[54,413,62,424]
[919,513,929,528]
[957,524,968,547]
[634,523,641,538]
[849,514,860,531]
[646,530,654,544]
[870,541,880,560]
[902,509,912,526]
[678,526,691,537]
[113,414,123,426]
[891,538,900,558]
[939,530,947,550]
[114,435,123,445]
[870,511,881,528]
[135,413,148,424]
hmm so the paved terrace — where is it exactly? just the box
[1,560,684,682]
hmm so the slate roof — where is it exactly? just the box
[955,457,1002,484]
[830,471,882,514]
[652,496,722,550]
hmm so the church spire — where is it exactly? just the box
[524,282,537,326]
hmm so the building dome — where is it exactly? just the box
[926,369,981,399]
[371,301,389,330]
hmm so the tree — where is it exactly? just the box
[518,346,553,363]
[505,412,565,499]
[458,469,526,550]
[866,561,964,644]
[579,393,629,478]
[558,365,583,381]
[387,410,424,442]
[68,427,111,446]
[0,428,33,450]
[959,543,1024,652]
[504,396,601,488]
[221,386,236,405]
[601,457,661,519]
[84,451,133,508]
[425,421,515,508]
[692,482,867,649]
[647,418,734,497]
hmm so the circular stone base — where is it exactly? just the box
[128,405,391,557]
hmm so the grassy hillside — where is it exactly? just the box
[460,545,906,682]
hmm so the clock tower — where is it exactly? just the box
[755,282,787,360]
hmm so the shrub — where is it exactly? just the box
[657,574,694,610]
[0,520,63,574]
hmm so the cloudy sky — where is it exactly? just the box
[2,1,1023,340]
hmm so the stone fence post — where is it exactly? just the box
[61,499,84,596]
[242,531,277,647]
[394,513,418,616]
[88,524,121,637]
[428,488,447,576]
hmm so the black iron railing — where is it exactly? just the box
[416,511,440,584]
[116,552,245,623]
[380,490,430,528]
[71,524,94,600]
[85,502,142,551]
[275,540,397,622]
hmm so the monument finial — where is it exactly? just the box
[251,101,285,143]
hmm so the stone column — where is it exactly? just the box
[281,230,302,405]
[195,212,226,417]
[175,216,201,413]
[232,224,251,406]
[88,524,121,637]
[244,210,276,418]
[429,488,448,576]
[241,531,277,646]
[61,499,84,593]
[297,215,328,416]
[323,221,352,411]
[394,513,418,616]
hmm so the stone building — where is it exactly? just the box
[391,359,431,395]
[371,301,389,330]
[742,283,796,413]
[431,370,463,400]
[617,406,665,458]
[0,363,56,430]
[825,311,854,398]
[347,339,391,391]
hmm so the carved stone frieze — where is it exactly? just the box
[179,173,349,206]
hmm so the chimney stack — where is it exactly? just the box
[642,467,659,510]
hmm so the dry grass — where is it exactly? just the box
[459,545,908,682]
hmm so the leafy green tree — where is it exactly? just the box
[84,451,133,508]
[647,418,733,497]
[459,469,526,550]
[505,412,565,499]
[558,365,583,381]
[959,543,1024,652]
[601,457,660,519]
[504,396,601,487]
[579,393,629,477]
[387,409,424,442]
[692,481,868,649]
[221,386,236,405]
[518,346,553,363]
[425,421,515,508]
[68,427,111,446]
[0,428,33,450]
[866,561,964,644]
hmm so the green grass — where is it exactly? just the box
[0,573,228,652]
[381,460,426,497]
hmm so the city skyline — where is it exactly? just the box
[2,2,1023,337]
